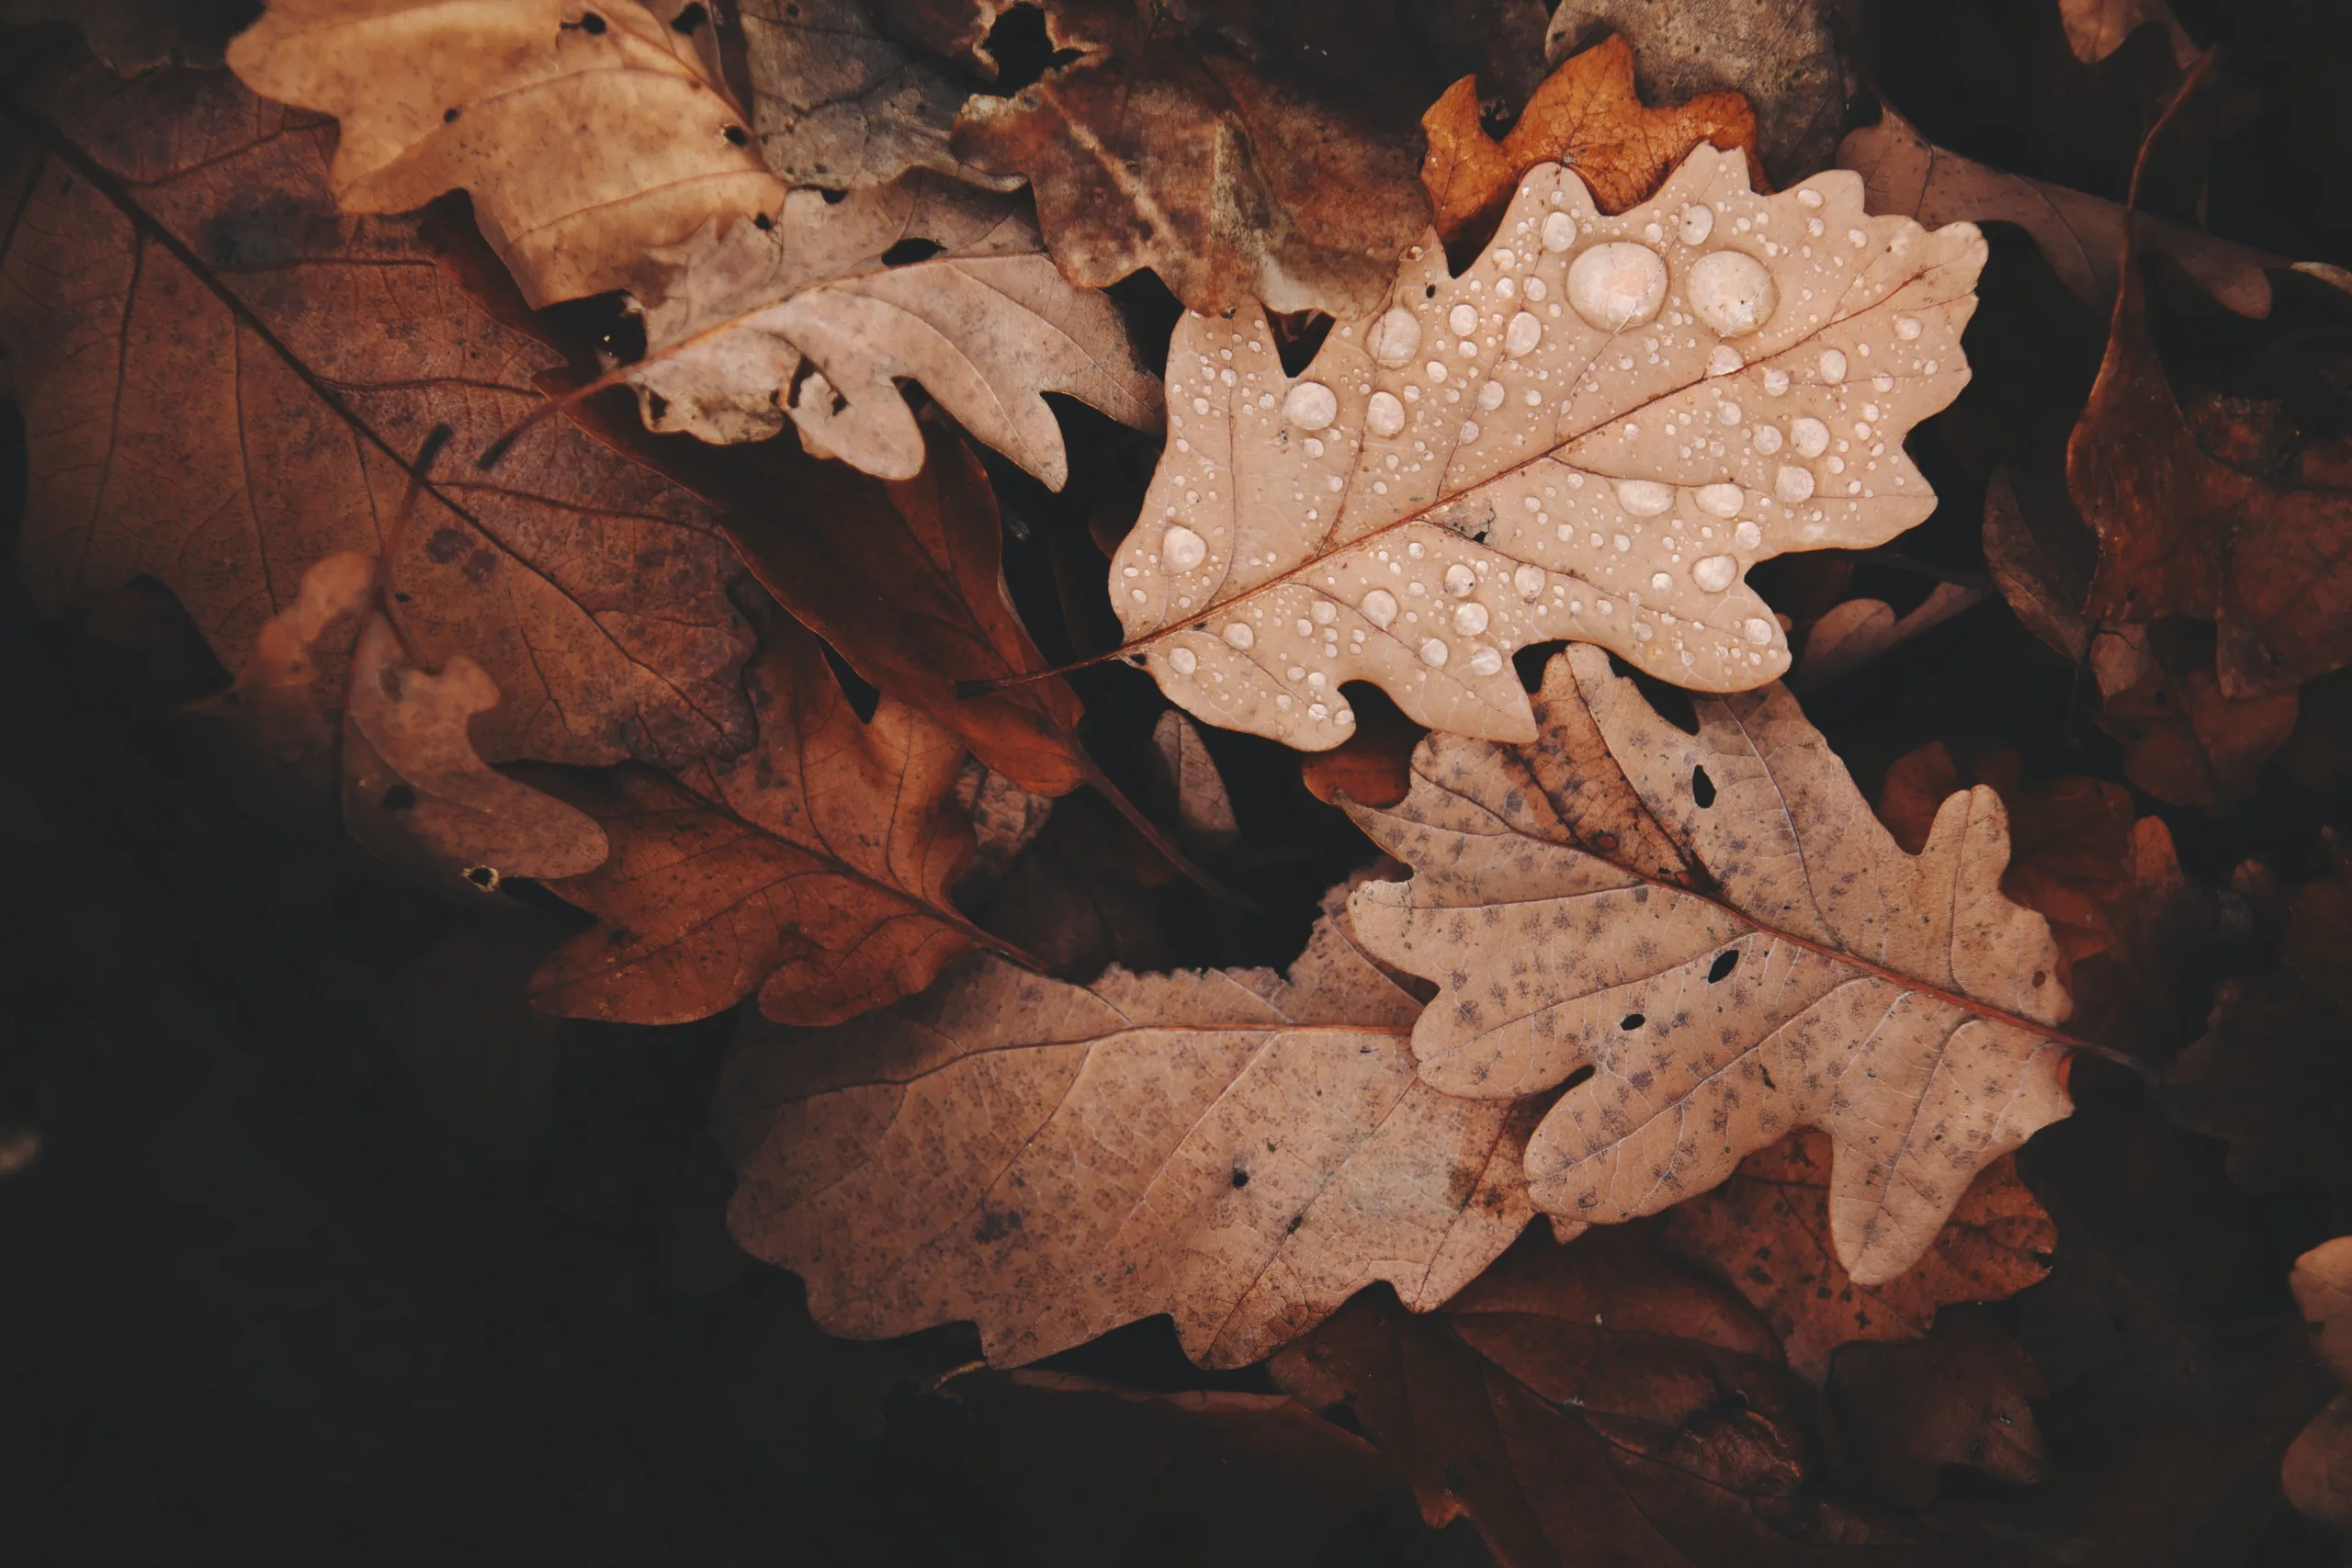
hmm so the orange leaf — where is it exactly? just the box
[1419,35,1761,244]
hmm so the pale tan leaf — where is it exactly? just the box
[741,0,1016,193]
[227,0,786,307]
[1110,148,1985,750]
[624,176,1159,487]
[719,880,1541,1367]
[190,550,377,782]
[1838,103,2278,320]
[1346,645,2074,1286]
[341,613,610,889]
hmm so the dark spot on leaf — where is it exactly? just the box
[881,238,944,266]
[1621,1012,1645,1031]
[1708,949,1738,983]
[425,527,469,564]
[443,107,460,123]
[671,2,707,32]
[1691,764,1716,807]
[379,784,417,812]
[1230,1167,1250,1188]
[577,11,606,34]
[723,125,748,146]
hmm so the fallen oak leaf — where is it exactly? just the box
[528,608,1001,1025]
[1348,645,2077,1285]
[1788,581,1987,693]
[1980,465,2154,699]
[1271,1228,1923,1568]
[0,62,756,771]
[1825,1313,2048,1507]
[718,877,1541,1367]
[2093,626,2298,810]
[1301,691,1428,810]
[1838,102,2278,321]
[879,0,1435,319]
[1662,1131,2056,1382]
[740,0,1019,193]
[227,0,786,308]
[2059,0,2199,69]
[340,611,610,890]
[612,175,1160,487]
[1091,149,1984,751]
[1421,34,1762,247]
[2068,139,2352,696]
[1149,710,1239,859]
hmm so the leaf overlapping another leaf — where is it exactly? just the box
[1110,149,1985,750]
[1347,647,2075,1285]
[227,0,786,307]
[718,882,1540,1367]
[1,62,756,771]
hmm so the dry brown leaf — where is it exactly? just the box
[339,611,611,889]
[741,0,1018,193]
[227,0,785,308]
[1271,1228,1919,1568]
[2059,0,2198,68]
[1420,36,1761,245]
[529,611,993,1026]
[718,878,1540,1367]
[1826,1314,2048,1506]
[1301,694,1429,810]
[1839,104,2278,321]
[1,62,756,772]
[2095,630,2299,810]
[1790,581,1987,692]
[1877,740,2136,967]
[1981,466,2154,698]
[1112,149,1984,751]
[621,175,1159,486]
[1544,0,1846,182]
[1348,645,2074,1285]
[1150,710,1239,859]
[1662,1131,2055,1382]
[2287,1237,2352,1528]
[2069,221,2352,697]
[883,0,1435,319]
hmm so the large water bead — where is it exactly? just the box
[1687,250,1777,338]
[1283,381,1338,431]
[1566,243,1668,332]
[1370,308,1422,367]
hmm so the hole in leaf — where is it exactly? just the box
[1230,1167,1250,1189]
[1691,764,1715,807]
[644,390,669,422]
[881,237,944,267]
[1562,1065,1597,1090]
[1268,310,1332,376]
[463,864,501,890]
[577,11,606,33]
[671,2,707,32]
[723,125,748,146]
[753,213,773,231]
[820,187,848,205]
[1707,949,1738,983]
[379,784,418,813]
[1619,1012,1645,1032]
[985,4,1083,94]
[442,107,459,123]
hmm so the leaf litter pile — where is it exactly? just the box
[8,1,2352,1562]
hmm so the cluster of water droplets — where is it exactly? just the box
[1113,148,1981,747]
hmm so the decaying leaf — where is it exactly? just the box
[710,412,1094,796]
[2069,224,2352,697]
[227,0,786,307]
[1544,0,1845,183]
[1272,1229,1913,1568]
[1301,693,1428,810]
[623,175,1159,487]
[1150,710,1239,858]
[1839,104,2278,321]
[1420,35,1761,245]
[0,0,254,71]
[2093,629,2299,810]
[1,62,756,771]
[1112,149,1984,751]
[1662,1131,2055,1382]
[885,0,1435,319]
[1982,466,2154,699]
[1826,1313,2048,1506]
[1790,581,1986,693]
[740,0,1017,193]
[1877,740,2136,967]
[1348,646,2075,1285]
[529,612,994,1026]
[2059,0,2198,69]
[2287,1237,2352,1529]
[718,879,1540,1367]
[340,612,611,889]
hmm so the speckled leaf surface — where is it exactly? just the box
[1110,147,1984,750]
[718,883,1540,1368]
[1346,646,2074,1286]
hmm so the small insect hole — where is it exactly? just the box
[723,125,748,146]
[671,2,707,32]
[753,213,774,231]
[578,11,606,33]
[881,238,944,266]
[442,107,460,123]
[1707,950,1737,983]
[1562,1065,1597,1090]
[379,784,418,813]
[463,864,501,891]
[1620,1012,1645,1032]
[1231,1167,1250,1189]
[1691,764,1716,807]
